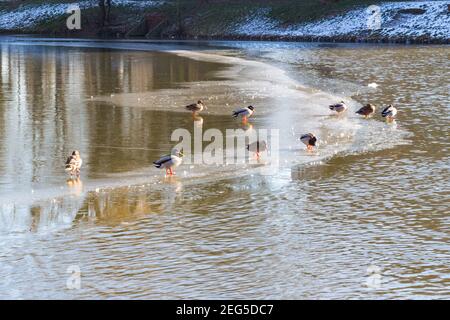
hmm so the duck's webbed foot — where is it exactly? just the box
[165,168,175,176]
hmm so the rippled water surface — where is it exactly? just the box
[0,38,448,299]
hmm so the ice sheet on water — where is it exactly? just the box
[0,46,409,233]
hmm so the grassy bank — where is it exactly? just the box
[159,0,406,37]
[0,1,448,43]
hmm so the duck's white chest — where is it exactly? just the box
[390,108,398,116]
[170,156,182,168]
[244,108,253,117]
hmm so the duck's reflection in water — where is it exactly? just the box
[242,123,254,133]
[291,162,332,181]
[161,177,184,212]
[67,178,83,197]
[193,115,203,129]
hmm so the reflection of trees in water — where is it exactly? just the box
[0,45,221,230]
[85,180,184,225]
[0,177,186,233]
[0,45,221,181]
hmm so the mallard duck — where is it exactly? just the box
[329,101,348,113]
[356,104,376,118]
[185,100,205,114]
[247,140,267,158]
[65,150,82,178]
[300,133,317,151]
[381,104,397,122]
[153,148,184,176]
[233,106,254,123]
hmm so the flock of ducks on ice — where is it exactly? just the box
[65,100,398,178]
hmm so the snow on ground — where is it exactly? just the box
[0,1,164,30]
[234,1,450,40]
[0,0,448,40]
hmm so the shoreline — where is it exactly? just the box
[1,32,449,45]
[1,33,449,46]
[189,33,450,45]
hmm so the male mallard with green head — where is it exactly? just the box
[247,140,268,159]
[153,148,184,176]
[329,101,348,114]
[300,133,317,151]
[233,106,255,124]
[381,104,398,122]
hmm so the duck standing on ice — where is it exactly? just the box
[356,104,376,118]
[381,104,397,122]
[153,148,184,176]
[185,100,206,115]
[329,101,348,114]
[233,106,254,123]
[300,133,317,151]
[247,140,268,159]
[65,150,83,178]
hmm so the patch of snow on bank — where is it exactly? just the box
[234,8,278,37]
[234,1,450,40]
[0,1,164,30]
